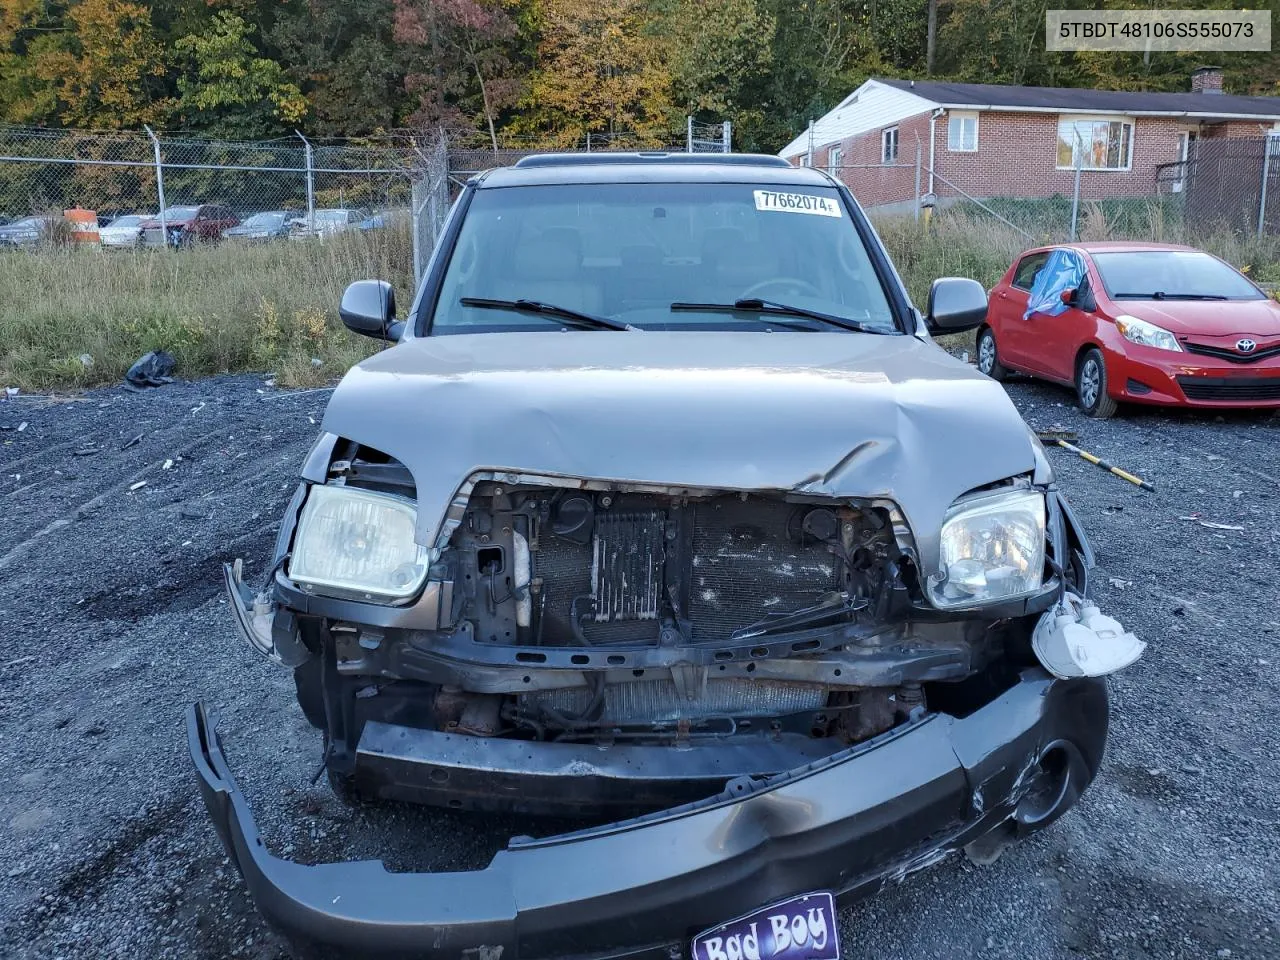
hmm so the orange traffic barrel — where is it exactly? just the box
[64,207,100,243]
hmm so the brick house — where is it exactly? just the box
[780,70,1280,212]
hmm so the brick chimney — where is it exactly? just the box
[1191,66,1223,95]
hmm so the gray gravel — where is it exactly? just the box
[0,373,1278,959]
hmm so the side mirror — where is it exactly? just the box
[340,280,402,340]
[1060,288,1077,305]
[926,277,988,333]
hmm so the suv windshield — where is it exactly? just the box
[1094,250,1264,301]
[428,182,899,334]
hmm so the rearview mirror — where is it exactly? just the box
[340,280,402,340]
[925,277,988,333]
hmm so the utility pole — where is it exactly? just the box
[926,0,938,74]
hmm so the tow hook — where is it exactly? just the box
[222,559,308,666]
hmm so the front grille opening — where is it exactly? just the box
[1177,376,1280,401]
[447,486,911,649]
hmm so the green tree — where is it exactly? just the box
[271,0,413,136]
[665,0,775,143]
[172,10,306,138]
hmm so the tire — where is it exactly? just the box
[975,326,1008,381]
[326,767,369,807]
[1075,348,1118,418]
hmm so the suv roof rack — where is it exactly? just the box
[512,152,793,169]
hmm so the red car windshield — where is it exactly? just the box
[1093,250,1264,301]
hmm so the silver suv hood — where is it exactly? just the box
[322,331,1035,568]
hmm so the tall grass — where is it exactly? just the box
[0,227,413,391]
[4,207,1279,392]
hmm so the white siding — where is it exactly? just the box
[778,80,939,159]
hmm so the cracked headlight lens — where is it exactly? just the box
[929,490,1046,608]
[288,485,429,602]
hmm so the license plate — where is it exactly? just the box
[691,891,839,960]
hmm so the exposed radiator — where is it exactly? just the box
[522,678,827,724]
[592,511,665,622]
[688,499,838,641]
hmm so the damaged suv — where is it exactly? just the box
[191,153,1143,960]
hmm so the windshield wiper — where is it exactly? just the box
[460,297,634,331]
[670,298,888,334]
[1112,291,1228,301]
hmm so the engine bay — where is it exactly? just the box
[439,481,918,649]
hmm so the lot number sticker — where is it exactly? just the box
[753,190,842,217]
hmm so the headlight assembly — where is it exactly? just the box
[929,489,1046,608]
[288,485,429,602]
[1115,315,1181,352]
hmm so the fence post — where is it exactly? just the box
[1070,131,1083,241]
[722,121,731,153]
[686,116,693,153]
[296,130,315,230]
[914,143,922,223]
[1258,138,1273,237]
[143,125,167,244]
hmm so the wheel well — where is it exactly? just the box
[1074,343,1102,376]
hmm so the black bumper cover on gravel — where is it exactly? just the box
[188,670,1107,959]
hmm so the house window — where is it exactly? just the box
[947,112,978,152]
[827,145,842,175]
[1057,116,1134,171]
[882,127,899,164]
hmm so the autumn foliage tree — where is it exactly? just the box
[393,0,522,149]
[519,0,673,146]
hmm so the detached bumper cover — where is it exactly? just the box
[188,671,1107,959]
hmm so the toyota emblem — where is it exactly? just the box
[1237,338,1258,353]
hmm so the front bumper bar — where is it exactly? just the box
[189,670,1107,959]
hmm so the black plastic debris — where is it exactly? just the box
[124,351,176,389]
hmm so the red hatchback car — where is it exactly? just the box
[978,242,1280,417]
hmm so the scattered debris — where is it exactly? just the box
[4,387,17,397]
[124,350,176,390]
[162,459,174,470]
[74,446,100,457]
[78,353,94,368]
[1178,516,1245,531]
[179,504,213,520]
[264,377,277,387]
[1108,577,1133,590]
[121,433,144,450]
[310,358,324,368]
[190,402,206,415]
[128,480,147,492]
[17,421,27,432]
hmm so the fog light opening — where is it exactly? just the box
[1016,741,1073,826]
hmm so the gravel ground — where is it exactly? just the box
[0,373,1277,960]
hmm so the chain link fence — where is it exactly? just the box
[0,124,451,278]
[825,135,1280,250]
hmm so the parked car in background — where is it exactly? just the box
[140,204,239,247]
[0,215,51,247]
[222,210,290,242]
[99,213,149,248]
[288,207,366,240]
[979,242,1280,417]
